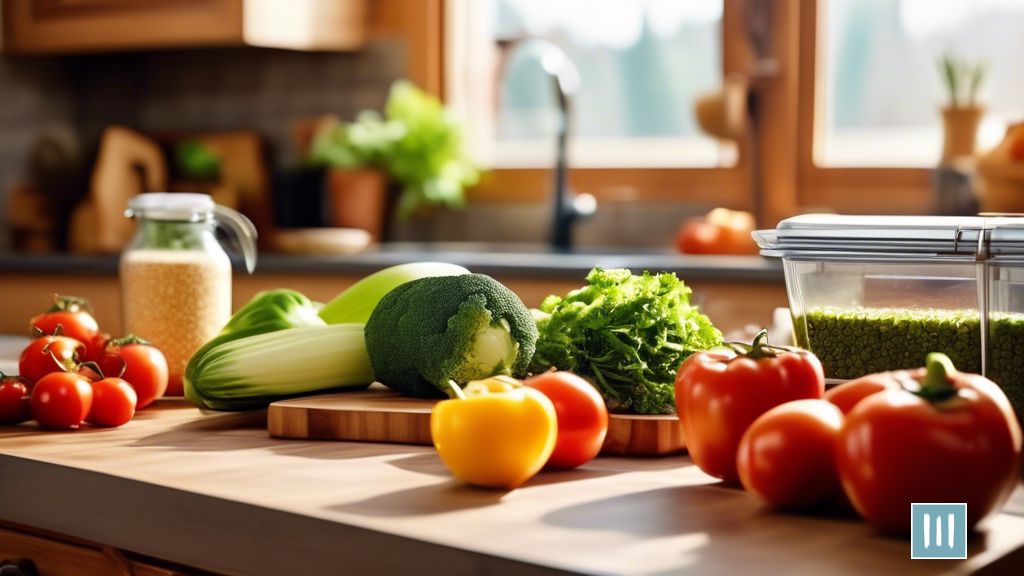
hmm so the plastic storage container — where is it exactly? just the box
[754,214,1024,410]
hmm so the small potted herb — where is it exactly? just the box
[938,54,986,164]
[308,81,479,240]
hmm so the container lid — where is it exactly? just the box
[126,193,215,221]
[754,214,1024,261]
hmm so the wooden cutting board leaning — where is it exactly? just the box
[267,384,686,456]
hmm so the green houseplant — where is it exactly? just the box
[309,81,480,221]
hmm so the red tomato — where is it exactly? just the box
[18,336,85,383]
[835,354,1022,533]
[30,372,94,429]
[0,376,31,424]
[737,400,846,509]
[823,371,905,414]
[88,332,111,363]
[99,337,168,409]
[675,330,825,484]
[676,208,758,255]
[30,296,100,361]
[524,371,609,469]
[86,378,137,427]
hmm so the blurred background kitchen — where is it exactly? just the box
[1,0,1023,337]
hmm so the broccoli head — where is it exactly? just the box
[364,274,538,398]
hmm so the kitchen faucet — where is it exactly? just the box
[497,38,595,251]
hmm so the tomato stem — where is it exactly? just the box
[725,329,790,359]
[43,345,74,372]
[79,361,106,381]
[47,294,94,314]
[915,352,959,400]
[109,334,152,348]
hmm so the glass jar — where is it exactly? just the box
[120,193,256,395]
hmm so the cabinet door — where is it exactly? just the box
[0,524,211,576]
[2,0,244,54]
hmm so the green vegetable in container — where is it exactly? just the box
[529,267,722,415]
[364,274,538,399]
[794,306,1024,414]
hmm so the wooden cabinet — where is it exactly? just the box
[2,0,369,54]
[0,524,212,576]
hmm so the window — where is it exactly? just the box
[447,0,736,170]
[436,0,1016,217]
[817,0,1024,167]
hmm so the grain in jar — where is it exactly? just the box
[121,249,232,394]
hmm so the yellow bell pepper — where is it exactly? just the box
[431,377,557,489]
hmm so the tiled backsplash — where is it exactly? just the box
[0,42,403,250]
[72,43,402,167]
[0,57,78,251]
[0,41,698,250]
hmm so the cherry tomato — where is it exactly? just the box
[86,378,137,427]
[30,372,94,430]
[524,371,609,469]
[18,336,85,383]
[676,208,758,255]
[737,400,846,509]
[823,372,904,414]
[0,375,31,424]
[88,332,111,363]
[30,296,100,361]
[836,354,1022,533]
[675,330,824,484]
[99,336,168,409]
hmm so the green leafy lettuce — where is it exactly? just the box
[529,268,721,414]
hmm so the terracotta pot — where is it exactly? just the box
[325,168,388,241]
[941,106,984,165]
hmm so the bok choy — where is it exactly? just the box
[184,324,373,410]
[185,263,472,410]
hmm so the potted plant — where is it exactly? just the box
[308,81,479,241]
[938,54,986,165]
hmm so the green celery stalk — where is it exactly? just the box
[184,324,373,410]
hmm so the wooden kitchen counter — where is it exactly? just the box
[1,399,1023,576]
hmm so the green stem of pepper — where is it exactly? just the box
[725,329,782,359]
[915,352,959,401]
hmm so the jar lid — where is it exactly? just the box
[126,193,215,220]
[754,214,1024,261]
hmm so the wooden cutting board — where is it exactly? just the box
[267,384,686,456]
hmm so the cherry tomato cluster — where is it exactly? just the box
[1,295,169,430]
[675,332,1022,535]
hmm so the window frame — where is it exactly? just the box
[441,0,754,208]
[795,0,931,214]
[410,0,937,222]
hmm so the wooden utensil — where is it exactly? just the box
[267,384,686,456]
[70,126,167,253]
